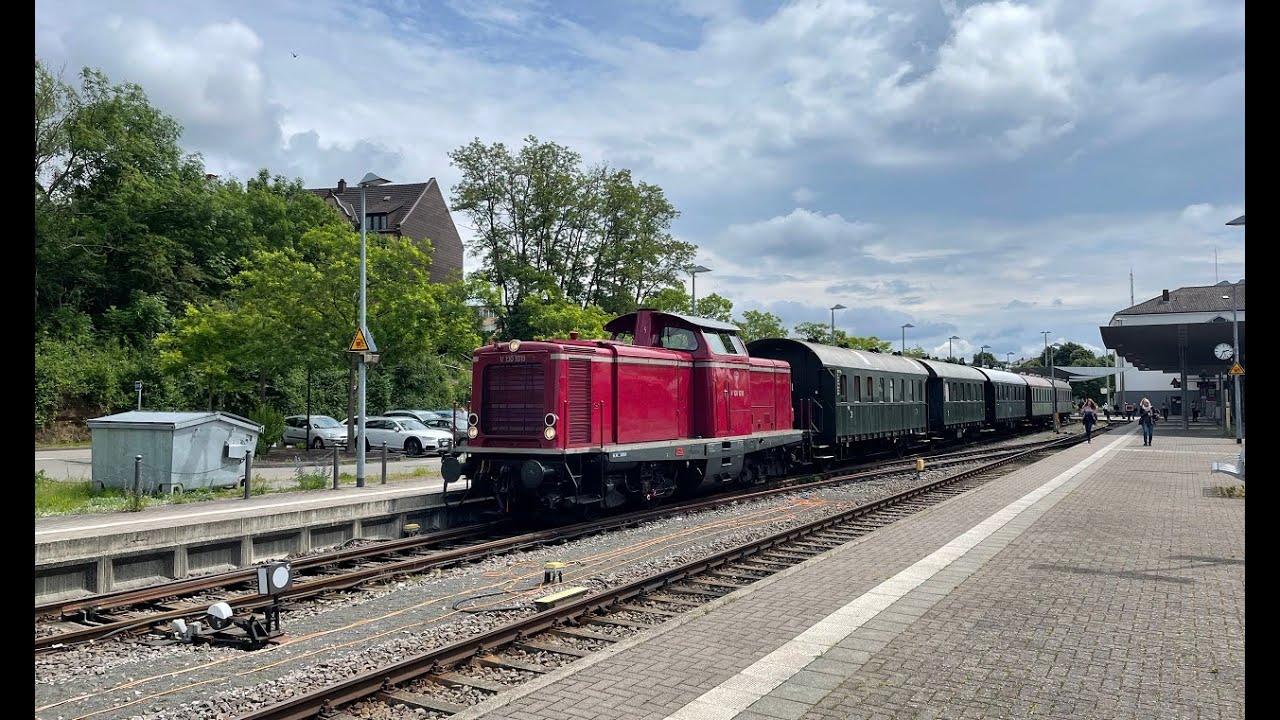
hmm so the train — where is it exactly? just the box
[441,309,1072,514]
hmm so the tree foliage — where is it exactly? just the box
[791,322,891,352]
[735,310,787,343]
[448,136,694,334]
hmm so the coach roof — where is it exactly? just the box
[748,339,929,375]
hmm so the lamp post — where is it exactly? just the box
[900,323,914,355]
[1223,286,1243,443]
[948,335,960,362]
[356,172,390,488]
[687,264,711,315]
[830,304,846,345]
[979,344,990,367]
[1006,351,1014,368]
[1040,331,1051,371]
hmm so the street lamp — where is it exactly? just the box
[830,304,846,345]
[979,344,990,367]
[948,335,960,362]
[1040,331,1051,372]
[1223,287,1243,443]
[1006,351,1014,368]
[356,171,390,488]
[900,323,914,355]
[687,264,711,315]
[1226,215,1245,226]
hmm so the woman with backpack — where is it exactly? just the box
[1138,397,1155,446]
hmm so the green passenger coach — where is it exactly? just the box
[747,339,929,461]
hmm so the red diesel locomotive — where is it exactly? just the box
[441,309,804,512]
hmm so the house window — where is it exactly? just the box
[366,213,389,231]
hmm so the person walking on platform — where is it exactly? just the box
[1161,401,1169,422]
[1138,397,1155,446]
[1082,398,1098,443]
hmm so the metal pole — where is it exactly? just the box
[333,447,340,489]
[305,367,312,450]
[948,337,953,361]
[901,326,905,354]
[243,452,252,500]
[690,271,697,316]
[381,442,388,485]
[134,454,142,498]
[136,382,142,411]
[1231,283,1242,443]
[357,183,368,488]
[831,308,836,345]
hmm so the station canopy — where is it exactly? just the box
[1098,281,1245,377]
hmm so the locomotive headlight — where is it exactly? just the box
[508,340,521,353]
[544,413,558,427]
[543,425,556,440]
[468,412,479,427]
[467,426,479,439]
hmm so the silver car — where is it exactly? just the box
[282,415,348,450]
[386,409,468,445]
[345,416,454,456]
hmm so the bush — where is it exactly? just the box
[248,404,286,457]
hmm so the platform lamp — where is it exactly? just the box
[900,323,914,355]
[948,335,960,362]
[356,171,390,488]
[979,344,990,367]
[830,304,846,345]
[687,264,711,316]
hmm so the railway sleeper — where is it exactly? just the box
[584,615,654,630]
[426,671,507,694]
[516,639,592,658]
[551,625,623,642]
[708,569,765,581]
[762,550,817,562]
[377,689,468,716]
[662,583,724,598]
[688,577,748,590]
[614,603,682,617]
[643,594,704,608]
[477,653,549,674]
[732,561,789,574]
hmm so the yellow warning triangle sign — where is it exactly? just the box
[349,328,369,352]
[1229,362,1244,376]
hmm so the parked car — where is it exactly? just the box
[343,415,454,456]
[386,409,468,445]
[282,415,348,450]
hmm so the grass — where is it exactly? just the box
[35,458,444,517]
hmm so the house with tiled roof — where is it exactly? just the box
[306,178,464,284]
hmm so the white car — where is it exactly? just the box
[345,416,454,456]
[282,415,349,450]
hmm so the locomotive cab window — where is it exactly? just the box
[704,331,746,355]
[659,327,699,351]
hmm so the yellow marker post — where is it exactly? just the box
[915,458,925,479]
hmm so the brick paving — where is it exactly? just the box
[453,427,1245,720]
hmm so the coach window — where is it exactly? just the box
[878,377,885,402]
[865,376,873,401]
[839,374,848,403]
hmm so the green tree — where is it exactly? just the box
[516,295,612,341]
[691,293,734,323]
[735,310,787,343]
[448,136,693,333]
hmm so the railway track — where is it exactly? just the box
[35,429,1097,652]
[233,428,1085,720]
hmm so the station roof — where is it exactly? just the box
[1100,281,1245,375]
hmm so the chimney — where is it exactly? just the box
[337,178,347,193]
[1161,289,1170,302]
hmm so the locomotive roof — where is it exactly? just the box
[913,358,989,381]
[605,310,742,334]
[749,338,929,375]
[972,366,1030,385]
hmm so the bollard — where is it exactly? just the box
[915,457,925,481]
[333,447,340,489]
[381,442,388,485]
[243,451,253,500]
[134,454,142,497]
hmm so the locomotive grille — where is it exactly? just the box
[481,363,545,436]
[567,359,592,443]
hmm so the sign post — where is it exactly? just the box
[349,327,379,487]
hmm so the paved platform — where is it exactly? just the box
[34,477,482,603]
[448,424,1246,720]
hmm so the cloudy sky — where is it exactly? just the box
[35,0,1245,362]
